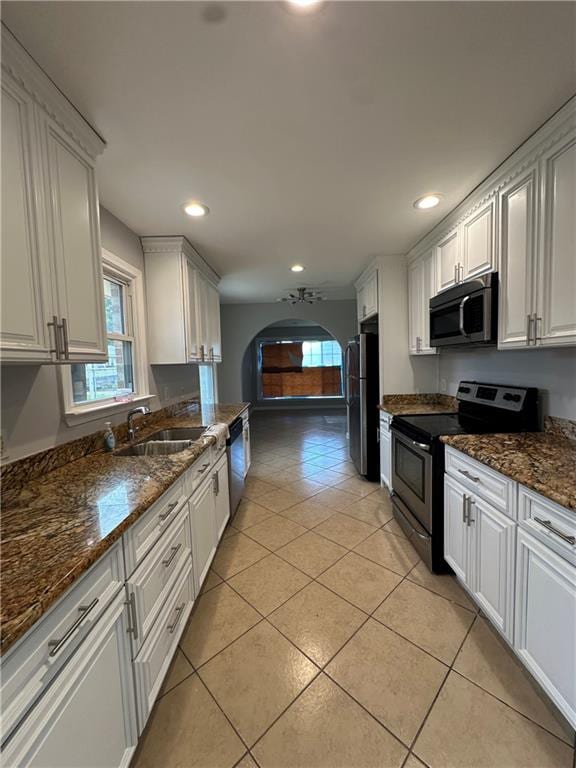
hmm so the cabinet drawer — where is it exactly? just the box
[123,478,188,576]
[1,543,124,743]
[133,558,194,732]
[379,410,392,429]
[518,486,575,565]
[445,447,516,518]
[183,446,213,497]
[127,506,192,653]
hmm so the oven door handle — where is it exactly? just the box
[459,295,470,337]
[391,429,430,454]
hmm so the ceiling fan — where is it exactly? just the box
[276,287,325,304]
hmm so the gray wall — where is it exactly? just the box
[437,347,576,420]
[219,300,357,403]
[1,208,200,462]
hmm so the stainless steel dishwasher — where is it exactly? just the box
[227,417,246,519]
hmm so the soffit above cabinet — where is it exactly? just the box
[140,236,220,288]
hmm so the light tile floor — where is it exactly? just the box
[134,409,575,768]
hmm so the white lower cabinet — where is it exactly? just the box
[470,495,516,638]
[2,446,235,766]
[213,453,231,541]
[133,558,195,733]
[189,476,218,593]
[379,413,392,490]
[1,590,138,768]
[515,527,576,727]
[445,448,576,728]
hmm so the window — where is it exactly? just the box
[199,364,218,406]
[71,277,135,404]
[61,250,151,424]
[302,340,342,368]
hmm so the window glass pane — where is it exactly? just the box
[71,340,134,403]
[302,340,341,367]
[104,278,125,334]
[199,364,216,406]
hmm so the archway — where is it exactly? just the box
[241,319,345,409]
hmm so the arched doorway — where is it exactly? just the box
[241,319,344,408]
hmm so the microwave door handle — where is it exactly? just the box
[459,295,470,337]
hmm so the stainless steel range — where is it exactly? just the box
[390,381,539,573]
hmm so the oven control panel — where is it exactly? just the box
[456,381,534,412]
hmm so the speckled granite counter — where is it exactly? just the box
[0,402,249,654]
[379,393,457,416]
[441,431,576,512]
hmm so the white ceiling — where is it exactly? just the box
[3,2,575,302]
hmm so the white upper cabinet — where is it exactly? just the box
[356,268,378,321]
[1,27,107,364]
[461,196,497,280]
[537,133,576,347]
[436,228,460,292]
[498,166,538,349]
[142,236,222,365]
[408,249,436,354]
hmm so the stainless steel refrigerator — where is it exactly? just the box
[345,333,380,480]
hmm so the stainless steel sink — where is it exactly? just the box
[114,440,194,457]
[145,427,207,442]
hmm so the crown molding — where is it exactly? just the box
[1,24,106,159]
[140,235,221,286]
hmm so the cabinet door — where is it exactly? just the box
[184,259,202,362]
[41,116,107,362]
[470,497,516,641]
[2,591,137,768]
[189,479,217,592]
[462,197,496,280]
[206,281,222,362]
[363,272,378,318]
[379,426,391,490]
[515,528,576,727]
[436,228,460,292]
[419,250,436,353]
[356,283,366,320]
[537,134,576,347]
[408,260,422,354]
[213,455,231,541]
[1,78,53,362]
[498,167,538,349]
[444,475,469,584]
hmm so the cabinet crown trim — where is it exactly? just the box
[140,236,220,286]
[1,24,106,158]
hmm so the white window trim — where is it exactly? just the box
[60,249,154,426]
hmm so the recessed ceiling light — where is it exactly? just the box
[184,202,209,217]
[290,264,305,272]
[286,0,323,12]
[413,194,443,210]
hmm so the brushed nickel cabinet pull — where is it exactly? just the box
[526,314,533,345]
[467,498,475,526]
[198,462,210,474]
[48,598,99,656]
[167,602,185,634]
[159,501,179,522]
[125,592,138,639]
[462,493,468,524]
[162,543,182,567]
[534,517,575,545]
[47,316,62,359]
[60,317,69,359]
[458,468,480,483]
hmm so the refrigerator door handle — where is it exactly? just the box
[344,345,351,404]
[359,378,368,475]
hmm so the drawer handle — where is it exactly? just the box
[162,543,182,568]
[458,468,480,483]
[167,602,185,634]
[48,598,99,656]
[125,591,139,640]
[159,501,179,522]
[534,518,575,546]
[198,462,210,474]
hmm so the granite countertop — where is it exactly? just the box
[441,432,576,512]
[0,403,249,654]
[379,393,458,416]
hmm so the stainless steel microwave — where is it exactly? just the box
[429,272,498,347]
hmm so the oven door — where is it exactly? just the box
[430,284,495,347]
[391,429,433,532]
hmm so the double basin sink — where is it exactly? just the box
[115,427,208,457]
